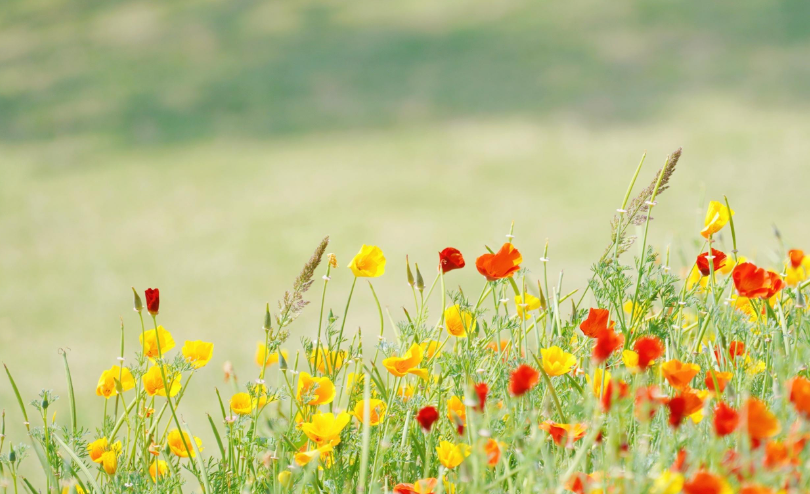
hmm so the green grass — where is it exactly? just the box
[1,0,810,479]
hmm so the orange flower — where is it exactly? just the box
[661,359,701,390]
[741,485,774,494]
[633,336,664,371]
[732,262,785,299]
[713,402,739,437]
[744,398,780,444]
[509,364,539,396]
[705,371,733,394]
[666,388,704,428]
[484,438,501,466]
[579,308,614,338]
[764,440,791,470]
[789,376,810,418]
[788,249,805,269]
[683,471,731,494]
[475,243,522,281]
[539,421,586,446]
[600,379,629,412]
[592,327,623,364]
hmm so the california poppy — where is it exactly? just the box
[732,262,785,299]
[705,370,733,394]
[579,308,614,338]
[592,327,623,364]
[789,376,810,417]
[439,248,465,273]
[634,385,666,421]
[661,359,700,390]
[741,485,775,494]
[633,336,664,371]
[683,471,730,494]
[601,379,629,412]
[539,421,586,446]
[145,288,160,315]
[713,402,739,437]
[696,249,727,276]
[475,243,522,281]
[473,382,488,412]
[509,364,540,396]
[416,406,439,432]
[700,201,734,239]
[744,398,781,446]
[788,249,805,269]
[666,389,704,428]
[484,438,501,466]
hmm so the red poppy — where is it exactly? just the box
[788,249,805,269]
[713,402,739,437]
[439,248,466,273]
[600,379,629,412]
[564,472,595,494]
[672,448,688,472]
[732,262,785,299]
[393,484,418,494]
[145,288,160,315]
[415,406,439,432]
[473,382,489,412]
[729,341,745,357]
[666,389,704,428]
[633,336,664,371]
[579,308,614,338]
[476,243,522,281]
[696,249,727,276]
[509,364,540,396]
[789,376,810,418]
[539,421,586,446]
[683,471,728,494]
[592,327,623,364]
[634,385,666,421]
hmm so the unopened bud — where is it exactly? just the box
[263,303,272,331]
[406,256,415,287]
[132,287,143,312]
[415,263,425,292]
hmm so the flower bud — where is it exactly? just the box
[9,446,16,462]
[415,263,425,292]
[132,287,143,312]
[263,303,272,331]
[41,396,49,410]
[406,256,415,287]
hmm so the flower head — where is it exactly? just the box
[255,343,288,368]
[661,359,700,390]
[140,326,175,360]
[444,305,476,338]
[509,364,540,396]
[732,262,785,299]
[539,421,587,446]
[475,243,522,281]
[294,444,333,466]
[592,327,623,364]
[145,288,160,315]
[696,249,727,276]
[352,399,386,426]
[182,340,214,369]
[167,429,203,458]
[300,412,351,447]
[416,406,439,432]
[473,382,488,412]
[514,293,542,319]
[435,441,470,469]
[701,201,734,239]
[713,402,739,437]
[95,365,135,399]
[705,370,733,394]
[296,372,336,406]
[230,392,254,415]
[666,388,704,428]
[439,247,465,273]
[383,343,428,379]
[744,398,780,444]
[348,245,386,277]
[447,396,467,431]
[87,437,122,464]
[683,471,732,494]
[310,348,346,374]
[142,366,181,397]
[633,336,664,371]
[789,376,810,417]
[149,460,168,481]
[579,308,614,338]
[540,346,576,377]
[484,438,501,466]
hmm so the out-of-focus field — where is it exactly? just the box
[1,0,809,472]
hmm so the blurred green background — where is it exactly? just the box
[2,0,810,474]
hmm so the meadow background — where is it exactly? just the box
[1,0,809,477]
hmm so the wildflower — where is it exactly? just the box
[439,247,465,273]
[539,421,587,446]
[145,287,160,315]
[785,249,810,286]
[142,366,181,397]
[509,364,540,396]
[394,479,438,494]
[623,300,646,320]
[100,451,118,475]
[300,412,351,447]
[622,350,640,372]
[514,293,542,319]
[587,368,610,397]
[740,485,774,494]
[416,406,439,432]
[61,486,86,494]
[789,376,810,417]
[580,308,614,338]
[383,343,428,379]
[149,460,169,481]
[296,372,336,406]
[666,389,704,428]
[473,382,488,412]
[696,249,727,276]
[683,471,732,494]
[447,396,467,431]
[87,438,122,463]
[635,385,666,421]
[600,379,630,412]
[310,348,346,373]
[705,371,733,394]
[95,365,135,398]
[327,253,338,268]
[421,340,441,359]
[397,384,415,400]
[540,346,576,376]
[745,398,780,444]
[661,359,700,390]
[700,201,734,239]
[182,340,214,369]
[348,245,386,277]
[732,262,785,299]
[294,444,333,466]
[475,243,522,281]
[633,336,664,371]
[139,326,175,360]
[652,471,684,494]
[352,399,386,426]
[255,343,288,368]
[436,441,470,469]
[592,327,623,364]
[230,392,254,415]
[444,305,476,338]
[484,438,501,466]
[167,429,203,458]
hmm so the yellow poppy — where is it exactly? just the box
[294,444,334,466]
[586,368,610,397]
[142,366,181,397]
[382,343,428,379]
[348,245,386,277]
[255,343,288,368]
[444,305,476,337]
[652,471,684,494]
[310,348,346,374]
[149,460,168,481]
[420,339,441,359]
[182,340,214,369]
[352,399,386,426]
[397,384,415,400]
[230,392,254,415]
[296,372,336,406]
[622,350,639,373]
[700,200,734,239]
[436,441,470,469]
[300,412,351,447]
[95,365,135,399]
[139,326,175,360]
[540,346,576,377]
[167,429,203,458]
[447,396,466,427]
[87,437,122,463]
[100,451,117,475]
[515,293,542,319]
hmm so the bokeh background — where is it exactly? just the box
[2,0,809,473]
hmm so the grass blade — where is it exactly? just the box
[207,413,226,459]
[60,349,77,437]
[53,434,103,493]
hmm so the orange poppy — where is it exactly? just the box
[763,440,792,470]
[484,438,501,466]
[634,385,666,421]
[744,398,780,445]
[539,421,586,446]
[713,402,739,437]
[661,359,700,390]
[683,471,729,494]
[473,382,489,412]
[439,247,465,273]
[633,336,664,371]
[788,249,805,269]
[509,364,539,396]
[696,249,727,276]
[741,485,774,494]
[705,371,733,393]
[579,308,614,338]
[475,243,522,281]
[789,376,810,418]
[732,262,785,299]
[666,388,704,428]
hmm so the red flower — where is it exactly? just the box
[633,336,664,371]
[729,340,745,357]
[415,406,439,432]
[592,327,623,364]
[476,243,522,281]
[509,364,539,396]
[788,249,805,269]
[683,471,728,494]
[393,484,417,494]
[696,249,727,276]
[666,389,704,429]
[439,248,465,273]
[145,288,160,315]
[579,308,614,338]
[600,379,629,412]
[732,262,785,299]
[634,385,666,421]
[473,382,489,412]
[713,402,739,437]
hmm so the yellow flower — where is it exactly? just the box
[230,392,254,415]
[686,267,711,291]
[586,368,610,397]
[623,300,646,320]
[652,471,684,494]
[95,365,135,399]
[142,366,181,397]
[294,444,333,466]
[352,399,386,426]
[149,460,168,481]
[296,372,336,406]
[701,200,734,239]
[436,441,470,469]
[786,255,810,286]
[100,451,117,475]
[515,293,542,319]
[397,384,415,401]
[167,429,203,458]
[622,350,640,373]
[254,383,276,409]
[182,340,214,369]
[61,486,86,494]
[278,470,292,488]
[420,339,441,359]
[382,343,428,379]
[310,348,346,374]
[540,346,576,377]
[346,372,365,392]
[447,396,466,427]
[300,412,351,447]
[87,438,122,463]
[719,255,747,275]
[688,390,711,424]
[348,245,386,277]
[746,359,767,376]
[255,343,288,368]
[139,326,176,360]
[444,305,476,338]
